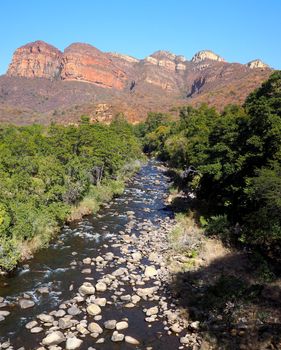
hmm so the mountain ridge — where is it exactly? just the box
[1,40,272,124]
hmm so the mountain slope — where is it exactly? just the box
[0,40,272,124]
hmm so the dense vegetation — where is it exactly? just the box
[0,116,142,270]
[136,71,281,260]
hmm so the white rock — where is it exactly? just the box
[116,321,128,330]
[144,266,158,278]
[87,304,101,316]
[88,322,103,334]
[95,282,107,292]
[111,331,124,342]
[146,306,158,316]
[66,337,83,350]
[37,314,54,323]
[78,282,95,295]
[42,331,65,346]
[30,326,43,333]
[25,320,38,329]
[104,320,117,329]
[125,336,140,345]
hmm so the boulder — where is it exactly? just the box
[42,331,65,346]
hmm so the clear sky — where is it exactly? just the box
[1,0,281,74]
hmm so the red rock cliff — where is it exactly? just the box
[7,41,63,79]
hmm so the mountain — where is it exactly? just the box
[0,40,272,124]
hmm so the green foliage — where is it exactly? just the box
[140,71,281,259]
[0,117,142,270]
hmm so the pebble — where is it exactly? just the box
[116,321,128,330]
[125,336,140,345]
[111,331,124,342]
[104,320,117,330]
[88,322,103,334]
[65,337,83,350]
[86,304,101,316]
[30,327,43,333]
[19,299,35,309]
[42,331,65,346]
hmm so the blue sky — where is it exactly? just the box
[1,0,281,74]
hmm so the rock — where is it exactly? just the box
[131,252,142,261]
[58,318,73,329]
[171,323,182,333]
[61,43,127,89]
[112,268,127,277]
[116,321,128,330]
[0,310,10,317]
[111,331,124,342]
[26,320,38,329]
[95,282,107,292]
[82,257,92,264]
[19,299,35,309]
[136,287,157,298]
[120,295,131,302]
[42,331,65,346]
[131,295,141,304]
[93,298,106,307]
[146,306,158,316]
[37,287,49,294]
[37,314,54,323]
[77,323,89,335]
[104,320,117,329]
[7,41,63,79]
[67,306,81,316]
[125,336,140,345]
[78,282,95,295]
[180,336,189,344]
[87,304,101,316]
[55,310,66,318]
[65,337,83,350]
[30,327,43,333]
[95,338,105,344]
[81,268,91,274]
[144,266,158,278]
[190,321,200,330]
[247,59,269,69]
[191,50,225,63]
[88,322,103,334]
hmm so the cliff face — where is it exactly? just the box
[2,41,273,124]
[7,41,63,79]
[61,43,127,89]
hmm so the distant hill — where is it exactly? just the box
[0,40,272,124]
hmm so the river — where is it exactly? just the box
[0,160,185,350]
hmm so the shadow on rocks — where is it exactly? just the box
[169,253,281,350]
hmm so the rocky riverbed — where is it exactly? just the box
[0,160,201,350]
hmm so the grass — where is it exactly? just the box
[168,212,203,254]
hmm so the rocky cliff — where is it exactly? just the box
[7,41,63,79]
[2,40,273,124]
[61,43,127,89]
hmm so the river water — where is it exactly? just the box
[0,160,182,350]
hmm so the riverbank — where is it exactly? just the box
[2,159,143,274]
[0,160,184,349]
[164,188,281,350]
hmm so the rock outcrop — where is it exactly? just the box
[191,50,225,63]
[247,59,269,69]
[61,43,127,89]
[2,40,272,124]
[7,41,63,79]
[143,50,187,72]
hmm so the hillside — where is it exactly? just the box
[0,40,272,124]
